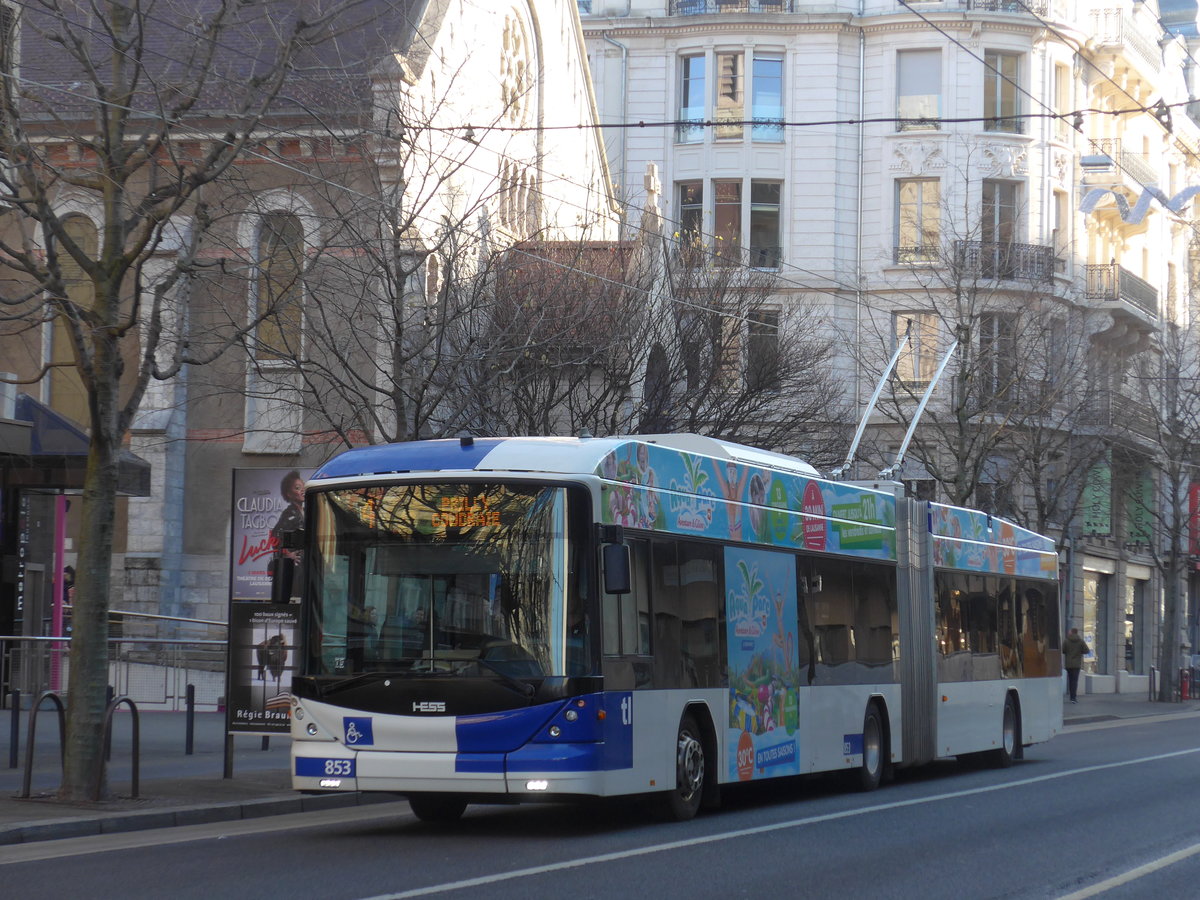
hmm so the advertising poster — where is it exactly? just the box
[230,467,314,601]
[225,601,297,734]
[724,546,801,782]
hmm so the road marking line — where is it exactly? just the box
[1057,841,1200,898]
[358,747,1200,900]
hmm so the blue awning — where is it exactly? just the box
[1,395,151,496]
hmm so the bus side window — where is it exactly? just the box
[603,539,651,657]
[677,541,720,688]
[651,540,684,689]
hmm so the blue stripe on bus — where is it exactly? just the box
[507,742,607,772]
[455,753,505,773]
[311,438,507,480]
[455,703,563,753]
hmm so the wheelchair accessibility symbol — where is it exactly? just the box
[343,717,374,746]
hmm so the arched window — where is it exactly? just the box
[500,15,531,125]
[254,211,304,361]
[49,215,97,424]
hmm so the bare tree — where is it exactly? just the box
[0,0,412,801]
[1124,316,1200,700]
[854,193,1105,524]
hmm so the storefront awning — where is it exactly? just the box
[0,395,151,497]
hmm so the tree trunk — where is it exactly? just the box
[59,301,124,801]
[60,435,120,800]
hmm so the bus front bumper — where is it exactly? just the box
[292,746,612,797]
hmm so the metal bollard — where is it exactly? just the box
[185,684,195,755]
[104,685,115,761]
[9,689,20,769]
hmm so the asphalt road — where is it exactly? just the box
[3,713,1198,900]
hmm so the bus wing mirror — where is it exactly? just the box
[269,555,296,603]
[603,543,630,595]
[277,528,305,551]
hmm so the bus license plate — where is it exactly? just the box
[296,757,355,778]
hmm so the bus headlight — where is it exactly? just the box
[306,723,319,736]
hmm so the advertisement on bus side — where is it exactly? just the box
[724,546,801,782]
[596,442,895,560]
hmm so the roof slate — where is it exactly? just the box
[15,0,424,126]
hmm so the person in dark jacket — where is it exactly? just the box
[1063,627,1090,703]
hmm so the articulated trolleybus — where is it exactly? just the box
[288,434,1062,822]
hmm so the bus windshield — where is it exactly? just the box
[305,482,576,679]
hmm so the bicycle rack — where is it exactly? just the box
[102,695,140,800]
[19,691,66,799]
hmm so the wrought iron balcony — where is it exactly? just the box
[954,240,1054,282]
[1084,263,1158,319]
[968,0,1049,13]
[1084,390,1157,441]
[669,0,791,13]
[893,245,940,264]
[1090,138,1158,186]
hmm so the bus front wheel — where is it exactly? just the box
[407,793,467,823]
[857,704,885,792]
[659,713,706,821]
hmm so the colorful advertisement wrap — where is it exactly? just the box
[230,467,315,601]
[725,546,801,782]
[596,442,895,561]
[226,602,297,735]
[929,504,1057,578]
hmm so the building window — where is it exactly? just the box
[677,179,782,266]
[984,51,1022,133]
[895,179,940,263]
[749,181,781,267]
[49,215,98,424]
[677,181,704,250]
[752,55,784,141]
[255,212,305,362]
[1052,189,1068,271]
[981,179,1020,277]
[500,16,532,125]
[679,49,784,143]
[747,310,780,391]
[979,312,1018,403]
[678,54,706,143]
[1053,63,1071,141]
[897,49,940,131]
[894,312,939,385]
[714,179,741,262]
[715,51,744,139]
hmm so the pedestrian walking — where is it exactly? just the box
[1063,627,1089,703]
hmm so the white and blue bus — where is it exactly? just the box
[288,434,1062,822]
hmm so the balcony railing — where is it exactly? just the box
[969,0,1049,14]
[670,0,791,13]
[1091,138,1158,185]
[1084,390,1157,441]
[894,245,940,264]
[955,240,1054,282]
[1084,263,1158,318]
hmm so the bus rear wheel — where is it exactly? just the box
[659,713,706,821]
[991,694,1018,768]
[407,793,467,823]
[857,704,884,792]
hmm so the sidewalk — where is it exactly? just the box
[1,694,1197,846]
[0,710,381,846]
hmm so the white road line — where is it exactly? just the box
[0,802,412,865]
[1057,841,1200,899]
[359,747,1200,900]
